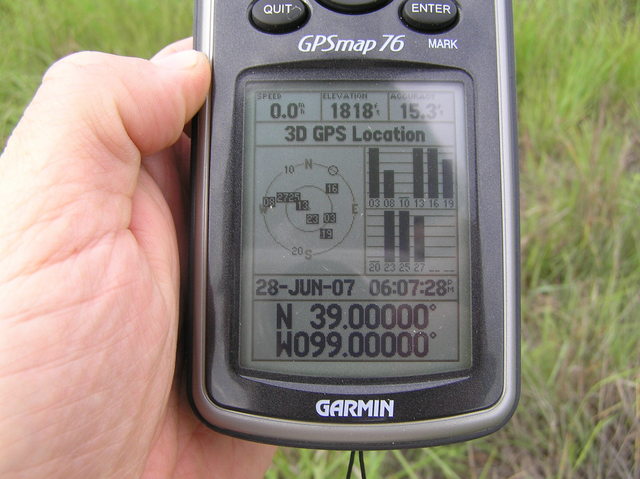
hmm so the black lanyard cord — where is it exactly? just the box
[345,450,367,479]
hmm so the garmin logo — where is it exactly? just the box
[315,399,395,418]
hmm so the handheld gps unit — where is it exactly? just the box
[190,0,519,449]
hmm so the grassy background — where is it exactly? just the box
[1,0,638,477]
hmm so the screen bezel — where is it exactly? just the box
[203,62,505,424]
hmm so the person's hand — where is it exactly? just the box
[0,40,276,478]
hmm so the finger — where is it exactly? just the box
[152,39,204,141]
[141,142,190,284]
[152,37,195,60]
[153,39,204,141]
[0,50,210,280]
[146,37,202,220]
[173,132,193,187]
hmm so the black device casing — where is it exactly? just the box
[190,0,519,449]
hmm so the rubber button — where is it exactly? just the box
[316,0,391,14]
[251,0,309,33]
[401,0,459,32]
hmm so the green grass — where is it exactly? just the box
[0,0,193,141]
[1,0,638,477]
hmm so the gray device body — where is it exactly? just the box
[190,0,519,449]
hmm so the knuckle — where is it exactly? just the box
[43,51,111,84]
[37,52,140,160]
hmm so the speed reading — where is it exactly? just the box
[269,102,305,120]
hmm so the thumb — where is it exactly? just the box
[0,50,210,279]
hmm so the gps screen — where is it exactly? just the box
[239,80,472,378]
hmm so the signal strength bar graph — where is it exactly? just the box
[368,147,454,200]
[365,146,460,274]
[368,210,458,272]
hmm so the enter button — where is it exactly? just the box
[401,0,459,33]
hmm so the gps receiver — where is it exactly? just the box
[189,0,519,449]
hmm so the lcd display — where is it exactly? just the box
[239,80,471,377]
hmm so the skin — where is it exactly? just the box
[0,39,276,478]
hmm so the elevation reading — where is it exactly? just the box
[240,80,472,378]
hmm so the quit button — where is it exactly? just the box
[401,0,459,33]
[251,0,309,34]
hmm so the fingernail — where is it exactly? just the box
[152,50,202,70]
